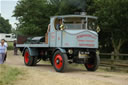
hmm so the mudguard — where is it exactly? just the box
[53,48,66,54]
[22,47,38,57]
[57,48,66,53]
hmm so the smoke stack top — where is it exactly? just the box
[68,0,86,12]
[80,12,86,15]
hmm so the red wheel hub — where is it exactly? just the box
[54,54,63,69]
[24,51,29,64]
[87,64,94,68]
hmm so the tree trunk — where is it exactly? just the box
[111,38,124,60]
[114,49,120,60]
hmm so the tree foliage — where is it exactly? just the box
[13,0,86,36]
[94,0,128,56]
[49,0,86,15]
[0,14,12,33]
[13,0,55,36]
[13,0,128,54]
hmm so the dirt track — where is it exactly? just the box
[4,51,128,85]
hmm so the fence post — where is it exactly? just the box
[110,52,115,71]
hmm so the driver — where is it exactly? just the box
[56,18,64,30]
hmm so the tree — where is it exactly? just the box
[13,0,88,36]
[13,0,54,36]
[94,0,128,57]
[57,0,86,15]
[48,0,86,15]
[86,0,95,15]
[0,14,12,33]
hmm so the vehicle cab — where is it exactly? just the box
[48,15,99,48]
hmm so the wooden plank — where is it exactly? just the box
[100,59,128,64]
[100,62,128,67]
[100,53,128,56]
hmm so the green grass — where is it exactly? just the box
[7,42,14,50]
[0,65,22,85]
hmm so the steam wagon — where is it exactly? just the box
[17,15,100,72]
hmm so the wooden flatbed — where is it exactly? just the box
[16,43,49,48]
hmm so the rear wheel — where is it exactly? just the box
[84,52,100,71]
[24,49,37,66]
[32,56,37,66]
[53,50,68,72]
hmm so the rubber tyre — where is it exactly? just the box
[24,49,34,66]
[84,52,100,71]
[32,56,37,66]
[53,50,68,72]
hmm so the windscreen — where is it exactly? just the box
[63,17,86,30]
[63,17,97,31]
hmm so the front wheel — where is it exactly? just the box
[53,50,68,72]
[84,52,100,71]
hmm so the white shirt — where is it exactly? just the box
[0,42,8,52]
[0,44,6,53]
[4,42,8,47]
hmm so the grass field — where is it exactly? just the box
[0,65,22,85]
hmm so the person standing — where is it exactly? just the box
[13,40,18,55]
[0,39,6,64]
[3,39,8,62]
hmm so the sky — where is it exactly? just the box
[0,0,18,29]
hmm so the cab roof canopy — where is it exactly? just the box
[51,15,97,19]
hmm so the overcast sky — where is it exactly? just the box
[0,0,18,29]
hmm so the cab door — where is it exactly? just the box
[56,31,62,47]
